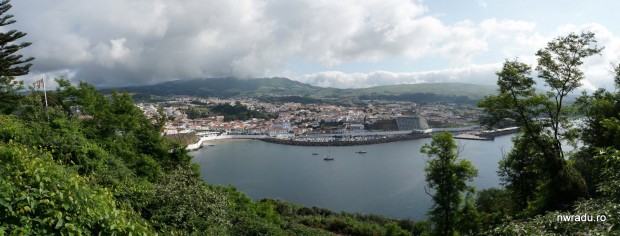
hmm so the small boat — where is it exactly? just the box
[312,152,319,155]
[355,150,367,154]
[208,144,215,146]
[323,149,334,161]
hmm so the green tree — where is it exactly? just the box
[53,79,191,176]
[479,32,601,213]
[420,132,478,236]
[497,135,543,213]
[0,0,33,114]
[572,64,620,196]
[475,188,511,227]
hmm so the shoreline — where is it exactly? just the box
[203,138,251,143]
[189,127,519,149]
[188,138,251,151]
[258,133,431,146]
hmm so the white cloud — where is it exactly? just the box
[8,0,492,86]
[480,18,536,36]
[291,63,502,88]
[5,0,619,91]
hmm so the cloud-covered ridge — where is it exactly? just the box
[290,63,502,88]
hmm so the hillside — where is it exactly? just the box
[344,83,497,104]
[115,77,340,98]
[112,77,497,103]
[353,83,497,98]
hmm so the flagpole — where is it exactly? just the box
[42,78,48,109]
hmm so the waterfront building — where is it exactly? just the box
[395,116,429,130]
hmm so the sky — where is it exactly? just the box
[8,0,620,90]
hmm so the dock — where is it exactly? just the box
[454,133,493,141]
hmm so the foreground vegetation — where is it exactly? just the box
[0,81,416,235]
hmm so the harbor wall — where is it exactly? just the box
[260,133,431,146]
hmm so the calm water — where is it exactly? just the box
[192,135,514,220]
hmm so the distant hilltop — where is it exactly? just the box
[109,77,497,104]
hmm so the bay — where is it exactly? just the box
[192,134,514,220]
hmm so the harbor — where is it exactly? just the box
[191,134,516,220]
[186,127,519,149]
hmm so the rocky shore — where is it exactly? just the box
[259,133,431,146]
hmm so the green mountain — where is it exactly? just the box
[353,83,497,98]
[115,77,337,98]
[338,83,497,103]
[114,77,497,103]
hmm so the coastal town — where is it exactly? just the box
[135,96,516,148]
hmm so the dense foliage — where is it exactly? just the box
[479,32,600,214]
[185,107,210,119]
[472,32,620,235]
[0,141,153,235]
[210,101,274,121]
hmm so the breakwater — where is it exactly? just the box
[186,139,204,151]
[478,127,519,139]
[454,133,493,141]
[452,127,519,141]
[259,133,431,146]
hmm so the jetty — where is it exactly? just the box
[454,133,493,141]
[453,127,519,141]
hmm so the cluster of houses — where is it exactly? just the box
[135,97,483,137]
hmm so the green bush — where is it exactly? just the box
[0,142,154,235]
[148,167,231,235]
